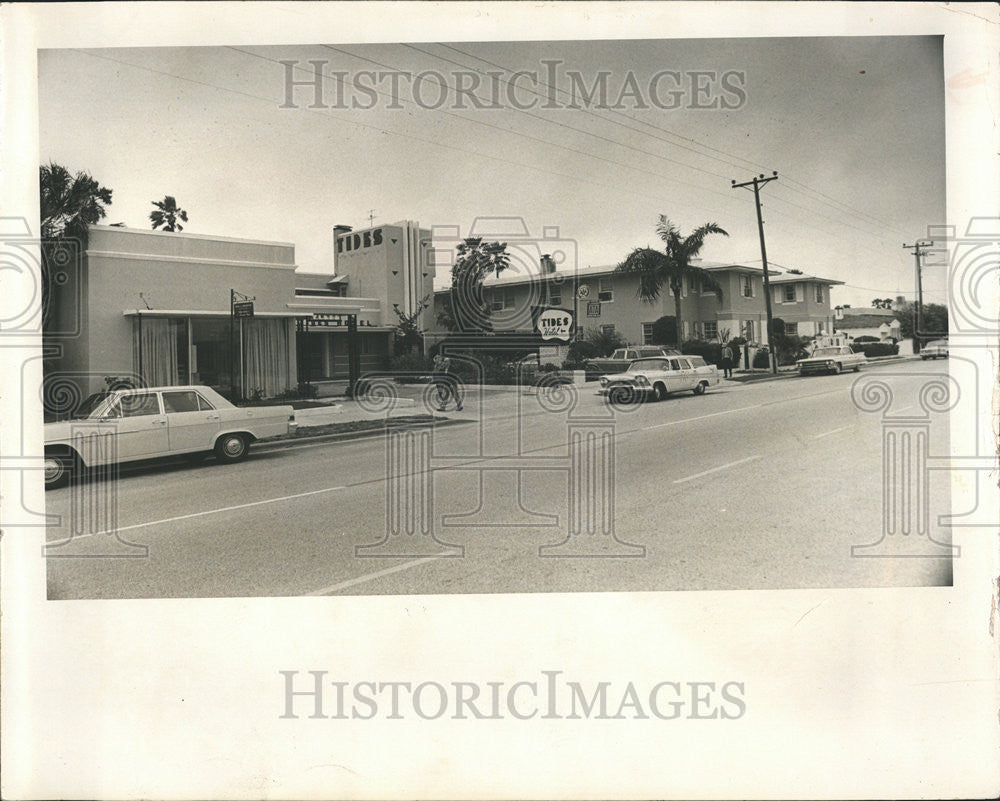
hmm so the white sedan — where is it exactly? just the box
[796,346,867,375]
[599,355,720,402]
[44,385,296,488]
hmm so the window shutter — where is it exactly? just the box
[773,286,781,304]
[795,283,805,302]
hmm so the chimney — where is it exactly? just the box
[540,254,556,274]
[333,224,352,275]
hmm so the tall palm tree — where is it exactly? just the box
[150,195,188,232]
[39,163,113,318]
[615,216,729,348]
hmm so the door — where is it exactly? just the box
[162,389,223,453]
[675,358,698,390]
[663,358,686,393]
[107,391,170,460]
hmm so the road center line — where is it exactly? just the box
[74,484,347,540]
[305,553,451,596]
[673,455,761,484]
[813,426,848,439]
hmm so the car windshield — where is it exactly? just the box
[928,340,947,347]
[812,348,840,357]
[73,392,113,419]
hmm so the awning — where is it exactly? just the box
[123,309,312,318]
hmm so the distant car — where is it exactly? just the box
[921,339,949,359]
[43,385,296,488]
[599,355,720,402]
[796,346,867,375]
[585,346,680,376]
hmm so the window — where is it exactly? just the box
[119,392,160,418]
[692,321,703,339]
[669,359,681,370]
[815,285,823,303]
[642,322,655,344]
[489,289,514,311]
[785,322,799,337]
[549,285,561,306]
[703,321,718,340]
[598,278,614,302]
[783,284,796,303]
[741,275,754,297]
[162,390,201,413]
[743,320,755,340]
[490,291,503,312]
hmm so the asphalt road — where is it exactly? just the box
[45,359,953,598]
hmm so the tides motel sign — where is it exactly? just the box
[533,307,575,342]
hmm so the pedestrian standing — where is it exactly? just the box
[722,344,735,379]
[433,353,463,411]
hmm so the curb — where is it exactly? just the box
[255,417,473,450]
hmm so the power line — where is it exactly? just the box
[434,43,912,240]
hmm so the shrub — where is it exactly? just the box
[752,347,771,369]
[851,341,898,357]
[681,340,724,367]
[649,316,678,346]
[853,335,880,343]
[583,327,626,357]
[389,351,433,377]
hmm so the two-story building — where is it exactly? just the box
[429,259,842,352]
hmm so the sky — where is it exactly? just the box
[37,36,947,306]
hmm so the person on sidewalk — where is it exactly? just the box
[432,353,463,411]
[721,344,735,379]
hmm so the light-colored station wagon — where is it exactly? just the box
[599,355,720,402]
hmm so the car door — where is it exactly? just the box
[162,389,223,453]
[109,391,170,460]
[663,358,685,393]
[673,358,697,390]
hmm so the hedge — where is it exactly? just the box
[850,342,898,357]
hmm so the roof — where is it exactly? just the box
[836,314,901,329]
[89,224,295,249]
[440,259,781,292]
[769,271,844,285]
[838,306,896,317]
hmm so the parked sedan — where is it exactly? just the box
[43,385,296,488]
[920,339,949,359]
[796,346,867,375]
[599,355,720,402]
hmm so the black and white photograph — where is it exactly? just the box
[2,2,998,799]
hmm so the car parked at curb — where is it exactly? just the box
[599,355,720,403]
[43,385,296,488]
[920,339,949,360]
[585,346,680,376]
[796,346,867,376]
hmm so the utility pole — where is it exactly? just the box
[902,240,932,354]
[732,171,779,374]
[367,209,376,227]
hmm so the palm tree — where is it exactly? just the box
[39,163,113,318]
[150,195,188,232]
[615,216,729,348]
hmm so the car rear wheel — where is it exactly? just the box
[44,451,76,489]
[693,381,708,395]
[215,433,250,463]
[652,382,667,402]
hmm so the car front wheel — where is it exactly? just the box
[833,363,842,375]
[215,433,250,463]
[44,452,76,489]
